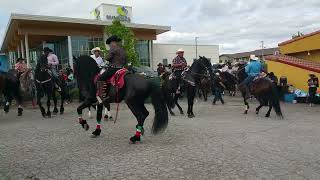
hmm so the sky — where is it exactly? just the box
[0,0,319,54]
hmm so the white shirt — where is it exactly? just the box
[90,55,105,67]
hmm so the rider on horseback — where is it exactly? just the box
[240,54,263,99]
[43,47,61,91]
[97,35,127,101]
[172,49,187,94]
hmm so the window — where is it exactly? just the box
[135,40,150,66]
[163,59,168,66]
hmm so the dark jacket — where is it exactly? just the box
[106,46,127,68]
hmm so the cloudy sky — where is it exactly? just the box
[0,0,319,54]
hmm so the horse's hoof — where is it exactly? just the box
[255,111,259,115]
[170,112,175,116]
[53,108,58,114]
[60,107,64,114]
[109,116,113,121]
[104,115,109,121]
[84,123,89,131]
[130,135,141,144]
[265,114,270,118]
[180,111,184,115]
[47,112,51,118]
[188,114,195,118]
[91,129,101,138]
[18,108,23,116]
[4,105,9,113]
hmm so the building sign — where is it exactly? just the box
[91,4,132,23]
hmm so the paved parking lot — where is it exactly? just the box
[0,96,320,180]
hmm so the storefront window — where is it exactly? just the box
[135,40,150,66]
[71,36,103,58]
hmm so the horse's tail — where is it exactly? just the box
[149,81,169,134]
[270,85,283,118]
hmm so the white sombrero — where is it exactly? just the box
[250,54,259,60]
[176,48,184,53]
[91,47,102,54]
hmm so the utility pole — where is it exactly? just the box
[195,37,199,60]
[261,41,265,61]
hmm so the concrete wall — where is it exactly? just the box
[266,60,320,92]
[152,43,219,70]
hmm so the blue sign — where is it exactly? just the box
[0,54,9,72]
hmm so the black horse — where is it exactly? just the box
[0,70,23,116]
[237,63,283,118]
[160,71,184,116]
[74,55,168,144]
[34,56,65,117]
[183,56,213,118]
[220,71,237,96]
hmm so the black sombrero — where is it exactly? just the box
[106,35,122,44]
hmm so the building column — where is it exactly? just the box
[149,40,154,69]
[24,34,30,68]
[67,36,73,69]
[20,40,25,59]
[17,45,20,58]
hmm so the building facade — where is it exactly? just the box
[219,47,279,64]
[265,29,320,91]
[152,43,219,69]
[0,4,170,69]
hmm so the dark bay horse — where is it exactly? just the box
[35,56,65,117]
[237,64,283,118]
[0,70,23,116]
[74,55,168,144]
[160,71,183,116]
[220,71,237,96]
[183,56,213,118]
[198,72,211,101]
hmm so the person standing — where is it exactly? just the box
[14,58,27,78]
[90,47,105,68]
[157,63,165,76]
[212,72,226,105]
[172,49,187,93]
[308,74,319,107]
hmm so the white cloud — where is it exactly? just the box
[0,0,319,54]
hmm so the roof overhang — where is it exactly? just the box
[1,13,171,52]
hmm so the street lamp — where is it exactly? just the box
[195,37,199,60]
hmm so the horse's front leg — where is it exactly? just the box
[52,90,58,115]
[37,92,46,117]
[59,90,65,114]
[104,102,113,121]
[187,86,196,118]
[174,94,184,115]
[77,99,91,131]
[91,104,103,138]
[243,95,249,114]
[46,94,51,118]
[266,101,272,118]
[255,104,263,115]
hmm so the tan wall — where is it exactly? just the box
[288,50,320,63]
[280,33,320,54]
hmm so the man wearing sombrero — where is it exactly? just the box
[97,35,127,98]
[239,54,263,99]
[90,47,105,68]
[172,48,187,93]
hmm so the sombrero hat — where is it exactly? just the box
[91,47,101,54]
[106,35,122,45]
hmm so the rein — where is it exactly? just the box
[36,78,52,84]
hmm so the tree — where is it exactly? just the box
[102,20,140,66]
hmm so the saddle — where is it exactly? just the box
[95,68,128,97]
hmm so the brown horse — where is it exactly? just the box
[237,66,283,118]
